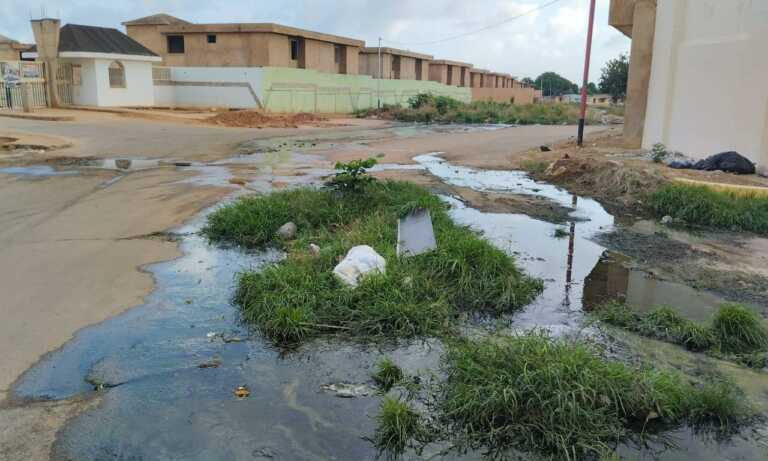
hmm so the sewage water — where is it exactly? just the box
[10,148,768,460]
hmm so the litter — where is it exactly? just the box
[397,208,436,257]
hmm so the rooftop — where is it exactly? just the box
[154,22,364,47]
[431,59,473,68]
[360,47,433,60]
[58,24,159,57]
[122,14,191,26]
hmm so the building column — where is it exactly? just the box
[624,0,656,148]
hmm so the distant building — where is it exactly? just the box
[123,14,363,74]
[0,34,33,61]
[358,47,432,81]
[428,59,472,87]
[610,0,767,171]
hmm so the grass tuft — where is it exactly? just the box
[373,358,404,391]
[649,184,768,235]
[373,396,421,457]
[207,181,542,344]
[594,302,768,363]
[440,332,748,458]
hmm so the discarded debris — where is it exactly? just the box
[669,151,756,175]
[173,161,192,167]
[661,215,673,225]
[198,358,221,369]
[332,245,386,287]
[115,159,132,169]
[539,145,551,152]
[309,243,321,255]
[234,385,250,398]
[396,208,436,257]
[320,383,374,398]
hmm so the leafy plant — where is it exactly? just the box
[651,143,669,163]
[325,156,379,192]
[373,396,422,457]
[373,358,404,391]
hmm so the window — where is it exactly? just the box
[290,39,299,61]
[167,35,185,54]
[334,45,343,64]
[207,34,216,44]
[72,64,82,86]
[108,61,125,88]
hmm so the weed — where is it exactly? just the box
[520,159,550,175]
[594,303,768,361]
[711,303,768,354]
[211,181,542,344]
[373,396,421,457]
[648,184,768,235]
[552,227,570,238]
[326,156,380,192]
[651,143,669,163]
[440,332,747,458]
[373,358,404,391]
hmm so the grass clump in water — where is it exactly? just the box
[206,181,542,344]
[648,184,768,235]
[373,396,422,457]
[373,358,404,391]
[440,331,747,459]
[594,302,768,364]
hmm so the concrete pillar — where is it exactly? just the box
[624,0,656,148]
[31,18,61,107]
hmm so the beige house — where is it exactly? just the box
[429,59,472,87]
[123,14,363,74]
[0,34,33,61]
[610,0,767,171]
[358,47,431,81]
[469,68,489,88]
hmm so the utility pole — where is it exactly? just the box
[577,0,597,147]
[377,37,382,110]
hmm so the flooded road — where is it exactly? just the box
[7,135,768,460]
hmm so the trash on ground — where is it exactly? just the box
[660,215,673,225]
[276,221,297,239]
[309,243,321,255]
[332,245,386,287]
[234,385,250,398]
[540,145,551,152]
[173,161,192,167]
[320,383,374,398]
[198,358,221,369]
[397,208,437,257]
[669,151,756,175]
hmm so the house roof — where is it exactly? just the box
[430,59,473,68]
[58,24,158,57]
[360,47,433,60]
[156,22,364,47]
[122,14,191,26]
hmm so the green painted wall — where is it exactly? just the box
[258,67,471,113]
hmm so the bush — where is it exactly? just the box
[373,358,404,391]
[325,156,379,192]
[209,181,542,344]
[373,397,422,457]
[649,184,768,235]
[440,332,748,458]
[711,303,768,354]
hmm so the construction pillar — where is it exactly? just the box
[30,18,61,108]
[623,0,657,148]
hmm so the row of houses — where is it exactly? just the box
[121,14,531,91]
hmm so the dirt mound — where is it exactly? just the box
[206,110,328,128]
[541,156,666,211]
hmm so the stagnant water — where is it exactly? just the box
[10,150,768,460]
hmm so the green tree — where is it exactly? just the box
[521,77,535,86]
[534,72,579,97]
[599,53,629,102]
[586,82,598,95]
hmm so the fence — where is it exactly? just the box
[0,61,48,111]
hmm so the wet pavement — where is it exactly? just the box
[7,133,768,460]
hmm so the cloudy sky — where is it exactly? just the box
[1,0,629,84]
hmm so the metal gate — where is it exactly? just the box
[56,62,74,105]
[0,61,48,111]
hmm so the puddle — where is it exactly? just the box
[10,146,768,460]
[0,165,79,178]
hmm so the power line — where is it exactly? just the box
[381,0,562,47]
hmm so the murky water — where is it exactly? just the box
[10,143,768,460]
[0,165,79,177]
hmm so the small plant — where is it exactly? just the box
[651,143,669,163]
[262,306,316,344]
[326,156,379,192]
[373,396,421,457]
[711,303,768,354]
[520,159,550,175]
[373,358,404,391]
[552,227,569,238]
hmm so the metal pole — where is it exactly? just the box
[377,37,382,110]
[577,0,597,147]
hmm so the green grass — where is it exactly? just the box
[520,159,551,175]
[373,396,422,457]
[594,302,768,363]
[373,358,404,391]
[440,332,748,459]
[205,181,542,344]
[648,184,768,235]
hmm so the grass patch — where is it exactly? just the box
[373,358,404,391]
[648,184,768,235]
[594,302,768,364]
[356,93,601,125]
[373,396,422,457]
[439,331,748,459]
[205,181,542,344]
[520,159,551,175]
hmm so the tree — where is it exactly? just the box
[599,53,629,102]
[534,72,579,97]
[521,77,535,86]
[586,82,598,95]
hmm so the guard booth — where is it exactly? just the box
[0,61,49,111]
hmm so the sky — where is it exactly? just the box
[0,0,629,84]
